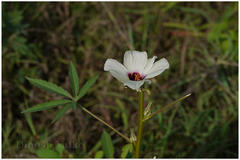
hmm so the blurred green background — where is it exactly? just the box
[2,2,238,158]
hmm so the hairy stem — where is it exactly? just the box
[134,90,144,158]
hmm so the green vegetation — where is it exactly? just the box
[2,2,238,158]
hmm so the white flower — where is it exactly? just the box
[104,50,169,91]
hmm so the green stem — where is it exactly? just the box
[134,90,144,158]
[82,106,131,143]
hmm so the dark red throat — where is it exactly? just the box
[128,72,145,81]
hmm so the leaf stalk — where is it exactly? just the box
[81,106,131,143]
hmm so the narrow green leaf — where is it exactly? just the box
[101,130,114,158]
[26,77,73,99]
[24,112,36,135]
[69,62,79,96]
[36,149,60,158]
[76,75,99,101]
[121,144,133,158]
[51,104,71,124]
[22,99,72,113]
[94,150,104,158]
[72,102,77,111]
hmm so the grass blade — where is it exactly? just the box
[69,62,79,96]
[76,75,99,101]
[26,77,73,99]
[20,104,36,135]
[22,99,72,113]
[101,130,114,158]
[24,112,36,135]
[51,103,72,124]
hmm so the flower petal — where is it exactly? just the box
[104,59,129,83]
[145,58,169,79]
[123,50,148,73]
[124,80,145,90]
[143,56,157,74]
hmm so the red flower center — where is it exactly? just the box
[128,72,145,81]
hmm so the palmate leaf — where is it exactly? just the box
[26,77,73,99]
[101,130,114,158]
[76,75,99,101]
[22,99,72,113]
[69,62,79,96]
[51,104,72,124]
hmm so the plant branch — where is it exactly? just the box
[143,93,191,122]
